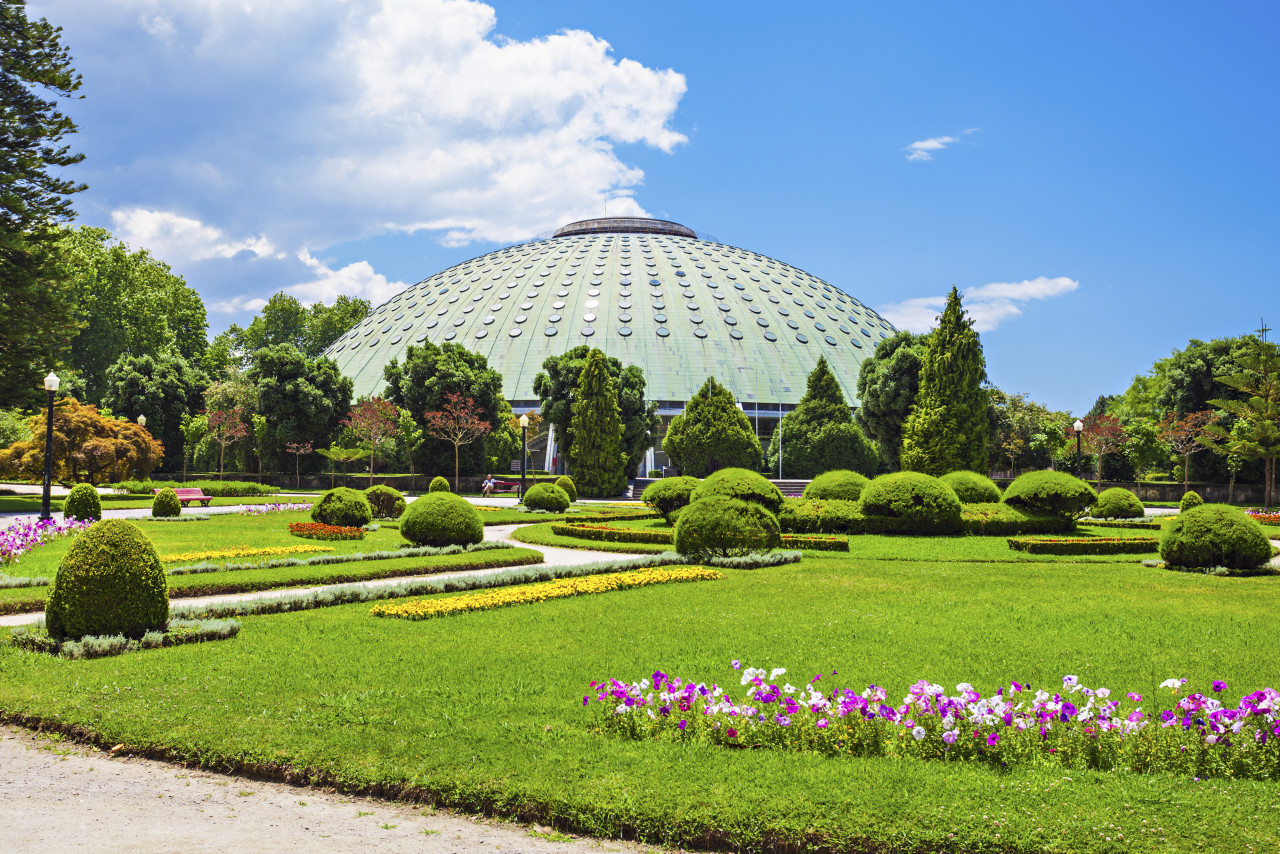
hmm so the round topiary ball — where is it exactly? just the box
[692,468,784,514]
[400,492,483,547]
[311,487,373,528]
[151,487,181,518]
[45,519,168,641]
[859,472,963,534]
[674,495,781,559]
[804,470,871,502]
[364,484,406,519]
[429,476,451,493]
[939,471,1002,504]
[1002,471,1097,519]
[523,483,571,512]
[1160,504,1272,570]
[555,475,578,503]
[641,476,700,523]
[63,483,101,522]
[1092,487,1144,519]
[1180,490,1204,513]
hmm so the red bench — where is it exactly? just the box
[154,487,214,507]
[483,480,521,495]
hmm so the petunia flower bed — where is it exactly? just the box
[585,664,1280,781]
[1247,509,1279,525]
[0,516,92,567]
[288,522,365,541]
[240,502,313,515]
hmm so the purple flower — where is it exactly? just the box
[986,732,1000,746]
[1212,680,1227,693]
[816,719,829,729]
[582,695,589,706]
[1128,692,1142,702]
[731,660,741,670]
[678,720,687,730]
[727,728,738,738]
[775,715,791,726]
[942,730,958,744]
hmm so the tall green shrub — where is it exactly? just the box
[63,484,101,522]
[663,377,762,475]
[767,355,877,478]
[151,487,181,518]
[568,349,628,498]
[45,520,169,640]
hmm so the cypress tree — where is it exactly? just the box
[568,349,628,497]
[767,355,877,477]
[899,287,988,476]
[662,376,762,475]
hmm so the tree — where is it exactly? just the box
[422,393,493,492]
[1158,410,1220,493]
[178,411,206,481]
[767,355,877,478]
[0,398,162,484]
[1201,336,1280,507]
[249,344,352,470]
[1079,413,1128,488]
[663,377,762,476]
[394,406,423,491]
[900,287,988,476]
[855,330,930,471]
[342,397,400,485]
[285,441,313,490]
[306,295,370,357]
[986,388,1070,475]
[315,446,372,489]
[207,408,249,480]
[101,350,209,471]
[568,349,628,497]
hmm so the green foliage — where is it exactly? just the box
[1002,471,1098,519]
[567,350,628,497]
[1008,537,1158,556]
[62,483,100,521]
[1092,487,1144,519]
[45,520,169,640]
[767,356,878,478]
[311,487,373,528]
[673,495,781,559]
[523,483,571,512]
[555,475,578,502]
[219,293,371,365]
[428,476,451,493]
[1160,504,1272,569]
[854,331,930,470]
[662,377,762,476]
[0,408,31,448]
[151,487,180,518]
[985,388,1070,474]
[364,485,406,519]
[939,471,1002,504]
[113,479,277,498]
[641,476,700,522]
[858,472,963,534]
[249,344,353,470]
[803,470,870,502]
[692,467,784,514]
[399,492,483,548]
[1179,490,1204,512]
[102,349,209,470]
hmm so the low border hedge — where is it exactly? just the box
[551,523,849,552]
[777,500,1071,536]
[1080,518,1163,530]
[1007,536,1159,555]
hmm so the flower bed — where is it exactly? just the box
[287,522,365,541]
[586,663,1280,781]
[240,502,313,515]
[1247,509,1280,525]
[1007,536,1159,555]
[371,566,722,620]
[159,544,336,563]
[551,523,849,552]
[0,517,92,566]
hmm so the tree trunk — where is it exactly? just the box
[369,450,375,487]
[295,455,301,490]
[1228,471,1235,505]
[453,443,460,493]
[1183,451,1190,493]
[218,445,225,480]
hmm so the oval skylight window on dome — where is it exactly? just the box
[730,329,743,340]
[475,330,487,339]
[444,331,456,341]
[862,328,873,337]
[814,322,826,331]
[796,334,809,344]
[654,313,667,323]
[724,315,737,326]
[618,312,632,323]
[693,328,707,338]
[583,313,597,322]
[763,331,777,341]
[415,333,428,342]
[756,317,769,327]
[581,326,595,337]
[544,327,557,336]
[618,326,632,337]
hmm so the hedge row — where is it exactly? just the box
[551,522,849,553]
[113,479,279,497]
[1080,519,1164,530]
[1007,536,1160,555]
[484,510,656,526]
[776,499,1071,536]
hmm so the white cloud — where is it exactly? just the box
[878,277,1079,333]
[208,296,268,314]
[111,208,279,265]
[904,128,979,161]
[287,250,407,307]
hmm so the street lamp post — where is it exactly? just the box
[40,372,59,521]
[1074,419,1084,479]
[519,413,529,501]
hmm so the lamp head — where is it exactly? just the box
[43,372,60,392]
[137,414,147,427]
[1074,419,1084,432]
[519,414,529,428]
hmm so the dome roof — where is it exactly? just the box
[323,218,896,409]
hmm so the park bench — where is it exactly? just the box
[490,479,521,494]
[154,487,214,507]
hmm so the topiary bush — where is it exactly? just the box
[364,484,406,519]
[151,487,181,518]
[939,471,1002,504]
[45,519,169,641]
[399,492,484,547]
[1180,490,1204,512]
[1160,504,1272,570]
[1002,471,1097,519]
[674,495,781,559]
[311,487,373,528]
[803,470,870,502]
[692,467,784,514]
[1092,487,1144,519]
[523,483,571,512]
[642,476,700,524]
[428,476,450,493]
[555,475,578,503]
[859,472,963,534]
[62,484,101,522]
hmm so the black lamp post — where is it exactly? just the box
[40,372,59,521]
[519,413,529,501]
[1074,419,1084,479]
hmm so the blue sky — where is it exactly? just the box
[34,0,1279,415]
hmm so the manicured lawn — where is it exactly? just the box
[0,494,313,513]
[476,505,650,526]
[512,521,671,553]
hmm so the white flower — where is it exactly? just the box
[1160,678,1188,689]
[783,684,797,694]
[912,726,926,740]
[770,668,787,680]
[956,683,974,693]
[1095,688,1110,699]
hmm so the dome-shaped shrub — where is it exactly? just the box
[311,487,373,528]
[1180,490,1204,512]
[804,470,871,502]
[364,484,406,519]
[692,468,784,514]
[1160,504,1271,570]
[45,519,168,640]
[859,472,963,534]
[674,495,781,559]
[642,476,700,523]
[1092,487,1144,519]
[523,483,571,512]
[939,471,1002,504]
[63,483,101,522]
[400,492,483,547]
[555,475,578,503]
[429,476,451,493]
[1002,471,1097,519]
[151,487,181,518]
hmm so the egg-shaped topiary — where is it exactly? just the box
[151,487,181,518]
[692,467,784,514]
[674,495,781,559]
[642,476,700,523]
[311,487,373,528]
[523,483,571,512]
[803,470,871,502]
[939,471,1002,504]
[1002,471,1097,519]
[859,472,963,534]
[555,475,578,503]
[364,484,406,519]
[1092,487,1144,519]
[1179,490,1204,512]
[429,476,451,493]
[45,519,169,641]
[63,483,101,522]
[1160,504,1272,570]
[400,492,484,547]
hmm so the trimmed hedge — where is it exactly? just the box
[1007,536,1159,555]
[1160,504,1272,570]
[151,487,181,518]
[400,492,484,547]
[364,484,406,519]
[959,503,1075,536]
[778,498,1071,536]
[524,483,572,512]
[940,471,1002,504]
[859,472,963,534]
[803,470,870,502]
[311,487,373,528]
[692,468,784,514]
[641,476,700,523]
[1092,487,1144,520]
[1002,471,1097,519]
[429,476,451,493]
[114,479,277,497]
[63,484,101,522]
[1180,490,1205,512]
[551,522,848,552]
[1081,518,1162,530]
[674,495,781,559]
[555,475,578,503]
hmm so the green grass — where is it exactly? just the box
[477,506,653,526]
[2,550,1280,852]
[511,521,670,553]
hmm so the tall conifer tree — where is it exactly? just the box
[569,349,628,497]
[767,355,877,477]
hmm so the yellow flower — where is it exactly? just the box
[159,545,336,563]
